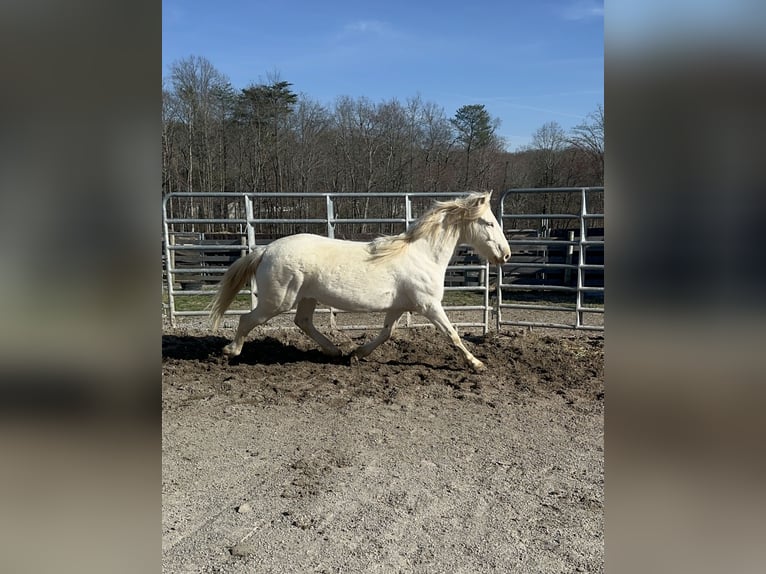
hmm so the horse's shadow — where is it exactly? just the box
[162,334,468,370]
[230,336,344,366]
[162,334,344,366]
[162,334,230,362]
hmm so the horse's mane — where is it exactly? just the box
[368,192,489,260]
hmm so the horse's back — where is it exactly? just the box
[259,233,376,284]
[265,234,369,264]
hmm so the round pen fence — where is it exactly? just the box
[162,192,493,333]
[162,189,604,333]
[497,187,604,331]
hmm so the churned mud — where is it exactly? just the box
[162,323,604,573]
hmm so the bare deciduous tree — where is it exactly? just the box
[162,54,604,232]
[528,121,567,188]
[568,105,604,184]
[166,56,232,195]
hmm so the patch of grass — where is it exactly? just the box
[442,290,486,306]
[442,288,604,310]
[500,290,604,308]
[162,289,253,312]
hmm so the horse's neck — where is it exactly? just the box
[410,229,461,269]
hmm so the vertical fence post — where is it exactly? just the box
[496,193,505,331]
[483,261,490,335]
[576,188,587,329]
[325,195,335,239]
[564,230,575,285]
[405,194,413,328]
[240,235,247,258]
[245,195,257,310]
[326,195,337,330]
[162,196,177,327]
[405,193,412,228]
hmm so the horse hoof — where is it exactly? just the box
[471,360,486,372]
[222,344,240,357]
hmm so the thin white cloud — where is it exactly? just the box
[162,2,185,26]
[495,102,588,120]
[343,20,391,36]
[493,90,603,100]
[448,93,593,120]
[558,1,604,21]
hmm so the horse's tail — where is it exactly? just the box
[209,247,266,330]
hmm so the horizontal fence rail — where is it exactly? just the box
[497,187,604,331]
[162,192,492,333]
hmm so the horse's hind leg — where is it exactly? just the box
[352,309,404,359]
[223,305,279,357]
[294,298,342,357]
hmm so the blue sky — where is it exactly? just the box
[162,0,603,151]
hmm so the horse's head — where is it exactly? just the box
[459,191,511,265]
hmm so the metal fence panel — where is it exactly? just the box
[496,187,604,331]
[162,192,491,333]
[162,189,605,334]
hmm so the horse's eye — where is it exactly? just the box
[481,219,493,227]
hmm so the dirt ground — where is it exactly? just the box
[162,319,603,573]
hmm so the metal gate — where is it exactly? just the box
[162,192,492,333]
[497,187,604,331]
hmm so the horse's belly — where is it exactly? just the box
[310,286,398,312]
[301,268,400,312]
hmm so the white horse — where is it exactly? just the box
[210,191,510,371]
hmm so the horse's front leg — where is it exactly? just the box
[352,309,404,359]
[420,303,485,371]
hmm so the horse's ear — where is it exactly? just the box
[463,191,489,211]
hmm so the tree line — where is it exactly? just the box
[162,56,603,231]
